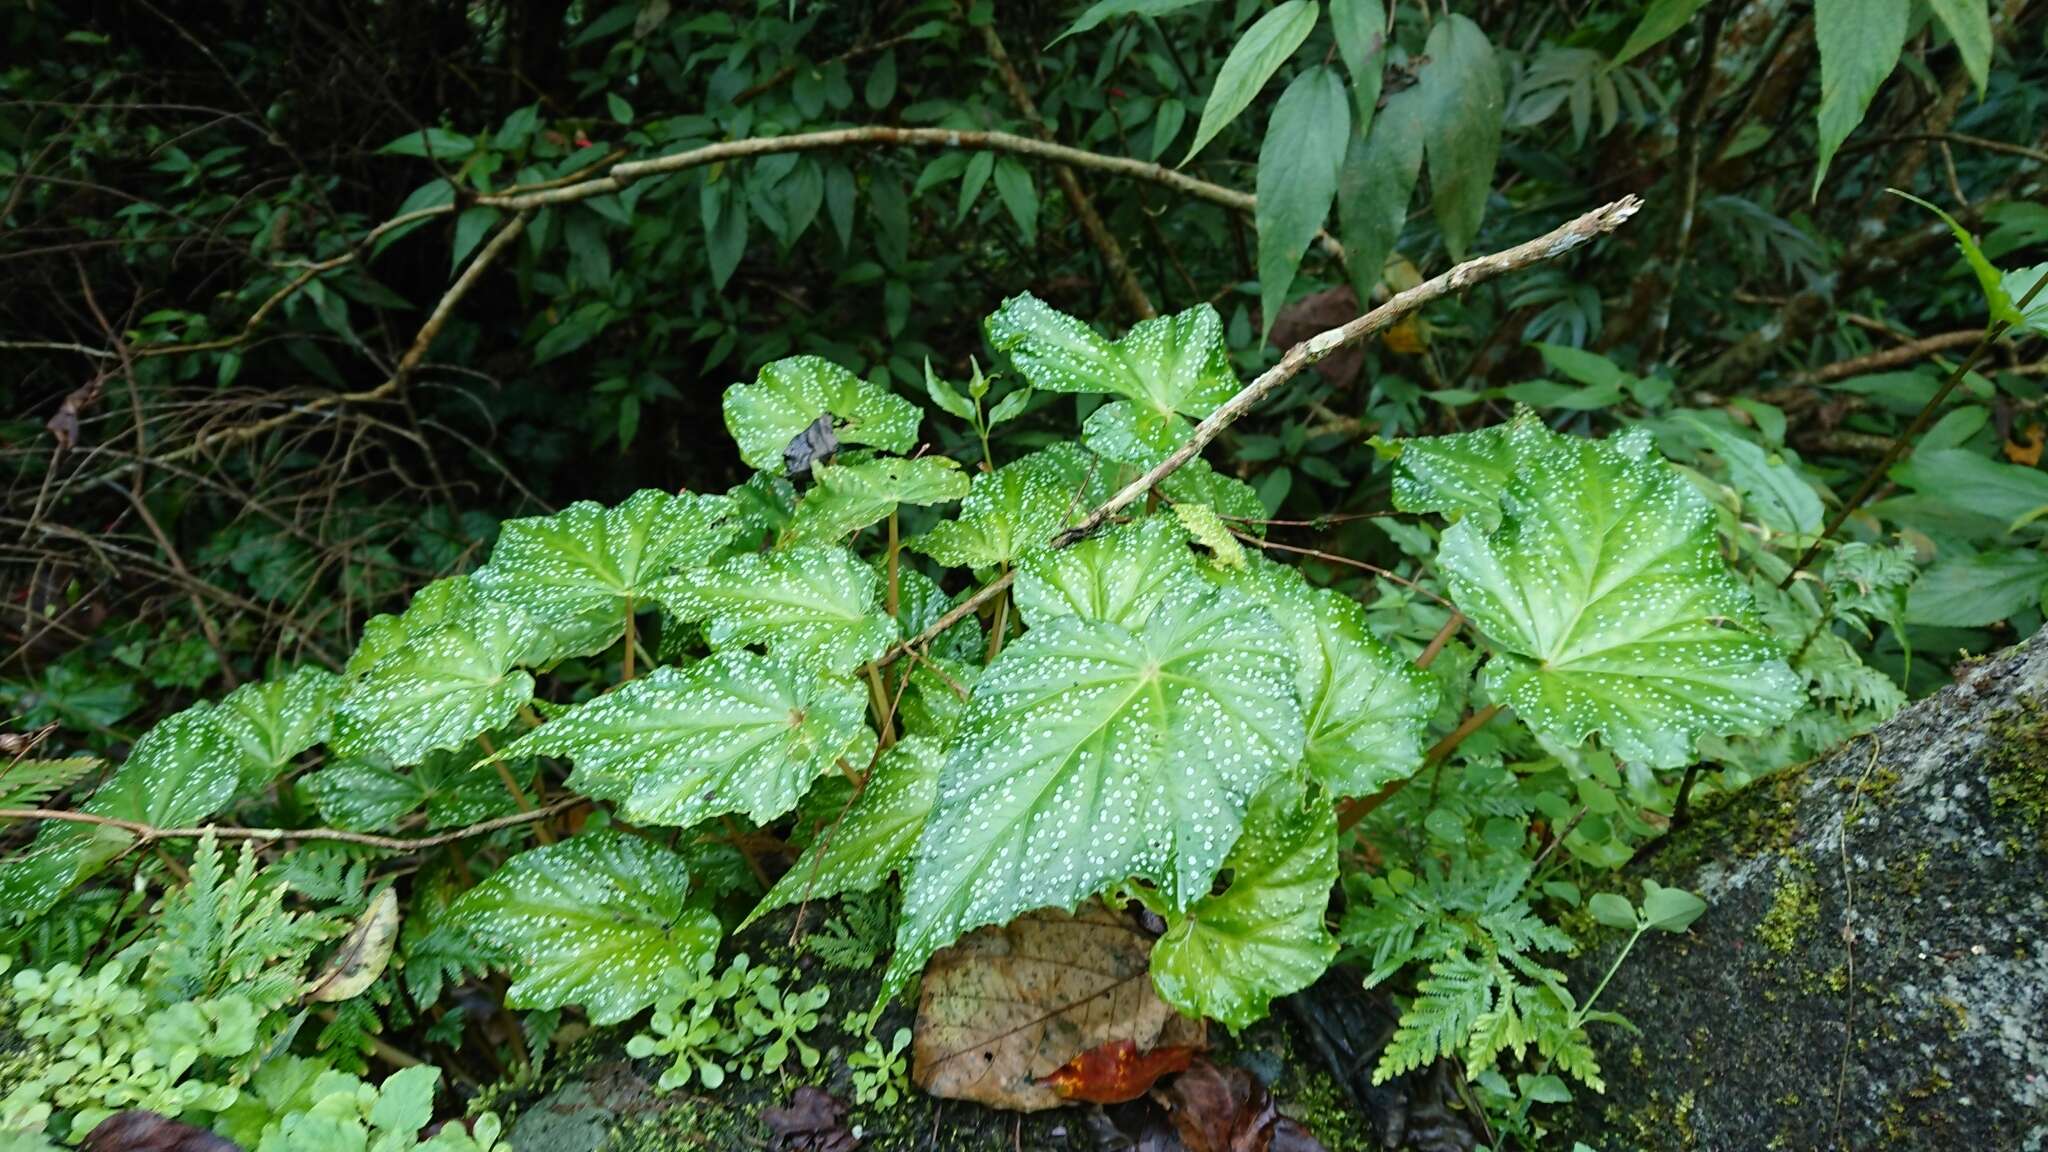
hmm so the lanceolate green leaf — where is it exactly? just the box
[1416,14,1502,261]
[1014,515,1205,628]
[332,601,541,767]
[1051,0,1213,46]
[473,490,735,660]
[1925,0,1991,98]
[1328,0,1386,126]
[1256,66,1349,339]
[449,831,720,1025]
[505,651,874,828]
[884,585,1304,1001]
[652,544,899,674]
[215,667,343,788]
[1904,551,2048,628]
[750,735,943,922]
[1612,0,1709,68]
[723,355,921,473]
[985,295,1237,420]
[1438,428,1801,768]
[785,456,972,545]
[908,442,1110,570]
[1813,0,1908,194]
[1215,555,1437,797]
[1337,84,1424,304]
[1892,191,2027,328]
[1149,784,1338,1029]
[1184,0,1320,163]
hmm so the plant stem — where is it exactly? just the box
[621,594,636,683]
[884,510,900,620]
[724,815,774,890]
[863,662,898,748]
[1783,272,2048,585]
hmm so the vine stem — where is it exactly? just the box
[1783,270,2048,585]
[879,196,1645,669]
[0,797,581,851]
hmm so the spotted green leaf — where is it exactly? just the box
[883,584,1304,1001]
[1013,514,1205,628]
[1149,783,1339,1029]
[346,576,480,678]
[332,600,541,767]
[1438,427,1800,768]
[749,735,943,923]
[907,442,1109,570]
[505,651,875,828]
[723,355,921,472]
[473,489,735,660]
[1213,554,1437,797]
[785,456,971,545]
[0,702,243,920]
[448,831,720,1025]
[1378,408,1547,527]
[303,747,532,832]
[215,667,344,789]
[985,294,1237,420]
[651,545,899,674]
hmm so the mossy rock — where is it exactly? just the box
[1566,630,2048,1150]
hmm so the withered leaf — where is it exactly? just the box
[1155,1061,1329,1152]
[762,1085,857,1151]
[1041,1038,1199,1104]
[912,902,1205,1112]
[306,885,399,1003]
[83,1110,241,1152]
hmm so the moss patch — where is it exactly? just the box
[1755,858,1819,956]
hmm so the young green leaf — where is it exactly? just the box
[473,490,735,660]
[1891,190,2024,328]
[1639,880,1707,933]
[1587,893,1637,930]
[1813,0,1909,194]
[985,295,1238,420]
[332,599,542,767]
[651,544,899,674]
[504,651,875,828]
[1183,1,1320,163]
[1256,66,1349,339]
[908,442,1110,570]
[1149,783,1339,1029]
[449,831,720,1025]
[723,355,921,473]
[883,585,1304,1003]
[749,735,943,923]
[923,359,976,421]
[784,456,971,545]
[1438,427,1801,768]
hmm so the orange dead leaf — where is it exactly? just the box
[1039,1038,1199,1104]
[1383,314,1428,355]
[2005,425,2044,467]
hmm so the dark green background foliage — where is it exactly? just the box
[1,0,2046,1148]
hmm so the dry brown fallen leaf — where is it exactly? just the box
[305,885,399,1003]
[1155,1061,1329,1152]
[911,902,1206,1111]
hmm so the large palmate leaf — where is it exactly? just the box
[1149,784,1339,1029]
[908,443,1110,570]
[1437,427,1800,768]
[448,831,719,1025]
[1013,515,1204,628]
[985,295,1237,420]
[749,735,943,922]
[653,544,898,673]
[884,584,1304,1001]
[332,600,542,767]
[784,456,971,545]
[1214,555,1437,797]
[346,576,480,678]
[214,667,344,788]
[473,489,734,659]
[505,651,874,828]
[723,355,921,473]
